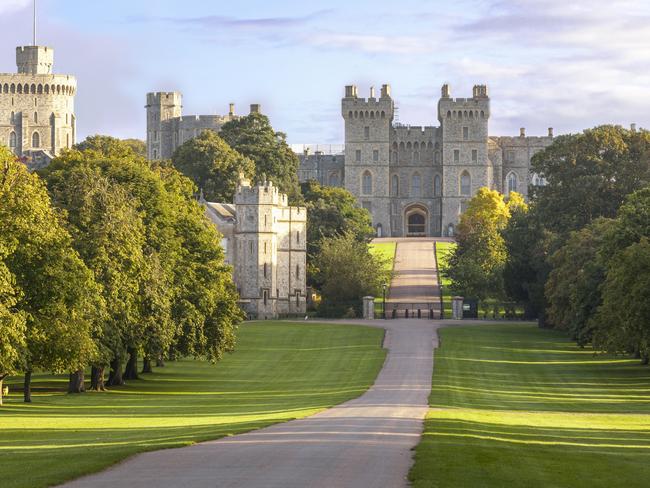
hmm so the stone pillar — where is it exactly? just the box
[363,296,375,320]
[452,296,464,320]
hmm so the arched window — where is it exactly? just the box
[32,131,40,148]
[10,111,14,123]
[413,151,419,162]
[391,174,399,196]
[328,172,339,187]
[34,112,38,124]
[434,151,440,164]
[9,131,17,150]
[507,172,518,195]
[460,171,471,196]
[412,173,421,197]
[362,171,372,195]
[434,175,442,196]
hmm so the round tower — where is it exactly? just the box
[0,44,76,166]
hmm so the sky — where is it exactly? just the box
[1,0,649,144]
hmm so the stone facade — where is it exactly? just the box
[145,92,260,160]
[0,45,76,169]
[298,83,554,237]
[203,177,307,320]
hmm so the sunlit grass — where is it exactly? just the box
[370,241,396,314]
[409,324,650,488]
[435,241,455,317]
[0,321,386,488]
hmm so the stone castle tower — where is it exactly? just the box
[342,84,394,237]
[1,45,76,168]
[203,176,307,320]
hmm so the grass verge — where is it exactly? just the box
[1,321,386,488]
[435,241,455,317]
[409,323,650,488]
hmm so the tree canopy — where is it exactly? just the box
[171,130,255,203]
[220,112,302,203]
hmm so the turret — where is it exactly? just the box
[145,91,182,160]
[16,46,53,75]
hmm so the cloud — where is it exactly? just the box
[0,0,30,14]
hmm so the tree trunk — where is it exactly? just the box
[68,370,86,394]
[24,370,32,403]
[107,357,124,387]
[156,355,165,368]
[142,356,153,374]
[123,347,139,380]
[90,365,106,391]
[0,373,7,407]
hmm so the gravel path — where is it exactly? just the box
[60,319,440,488]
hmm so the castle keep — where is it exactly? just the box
[203,177,307,319]
[146,91,260,160]
[299,84,553,237]
[0,45,76,169]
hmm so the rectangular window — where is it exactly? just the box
[364,126,370,139]
[454,149,460,162]
[506,150,515,162]
[373,150,379,162]
[463,127,469,140]
[472,149,478,162]
[355,149,361,162]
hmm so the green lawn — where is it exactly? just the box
[0,322,386,488]
[410,324,650,488]
[435,241,455,318]
[370,241,396,315]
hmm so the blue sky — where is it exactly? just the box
[1,0,649,144]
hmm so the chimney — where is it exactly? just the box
[631,123,637,132]
[345,85,358,98]
[548,127,554,137]
[229,103,235,116]
[520,127,526,137]
[441,84,450,98]
[250,104,261,114]
[380,84,391,98]
[369,86,375,98]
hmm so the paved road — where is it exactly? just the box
[385,238,441,316]
[60,319,439,488]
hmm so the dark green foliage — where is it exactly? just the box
[531,125,650,235]
[300,180,374,287]
[220,112,302,204]
[171,130,255,203]
[315,233,390,317]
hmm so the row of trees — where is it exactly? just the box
[445,125,650,361]
[0,138,243,405]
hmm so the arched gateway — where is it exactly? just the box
[404,204,428,237]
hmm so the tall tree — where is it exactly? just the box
[315,232,390,317]
[531,125,650,236]
[0,246,26,406]
[300,180,374,287]
[502,205,553,321]
[220,112,302,203]
[171,130,255,202]
[593,238,650,363]
[445,188,522,302]
[545,218,614,344]
[0,147,100,402]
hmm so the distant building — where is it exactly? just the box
[297,84,553,237]
[145,91,260,160]
[203,176,307,320]
[0,44,76,169]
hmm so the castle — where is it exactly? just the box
[299,84,553,237]
[145,91,260,161]
[0,44,76,169]
[203,176,307,319]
